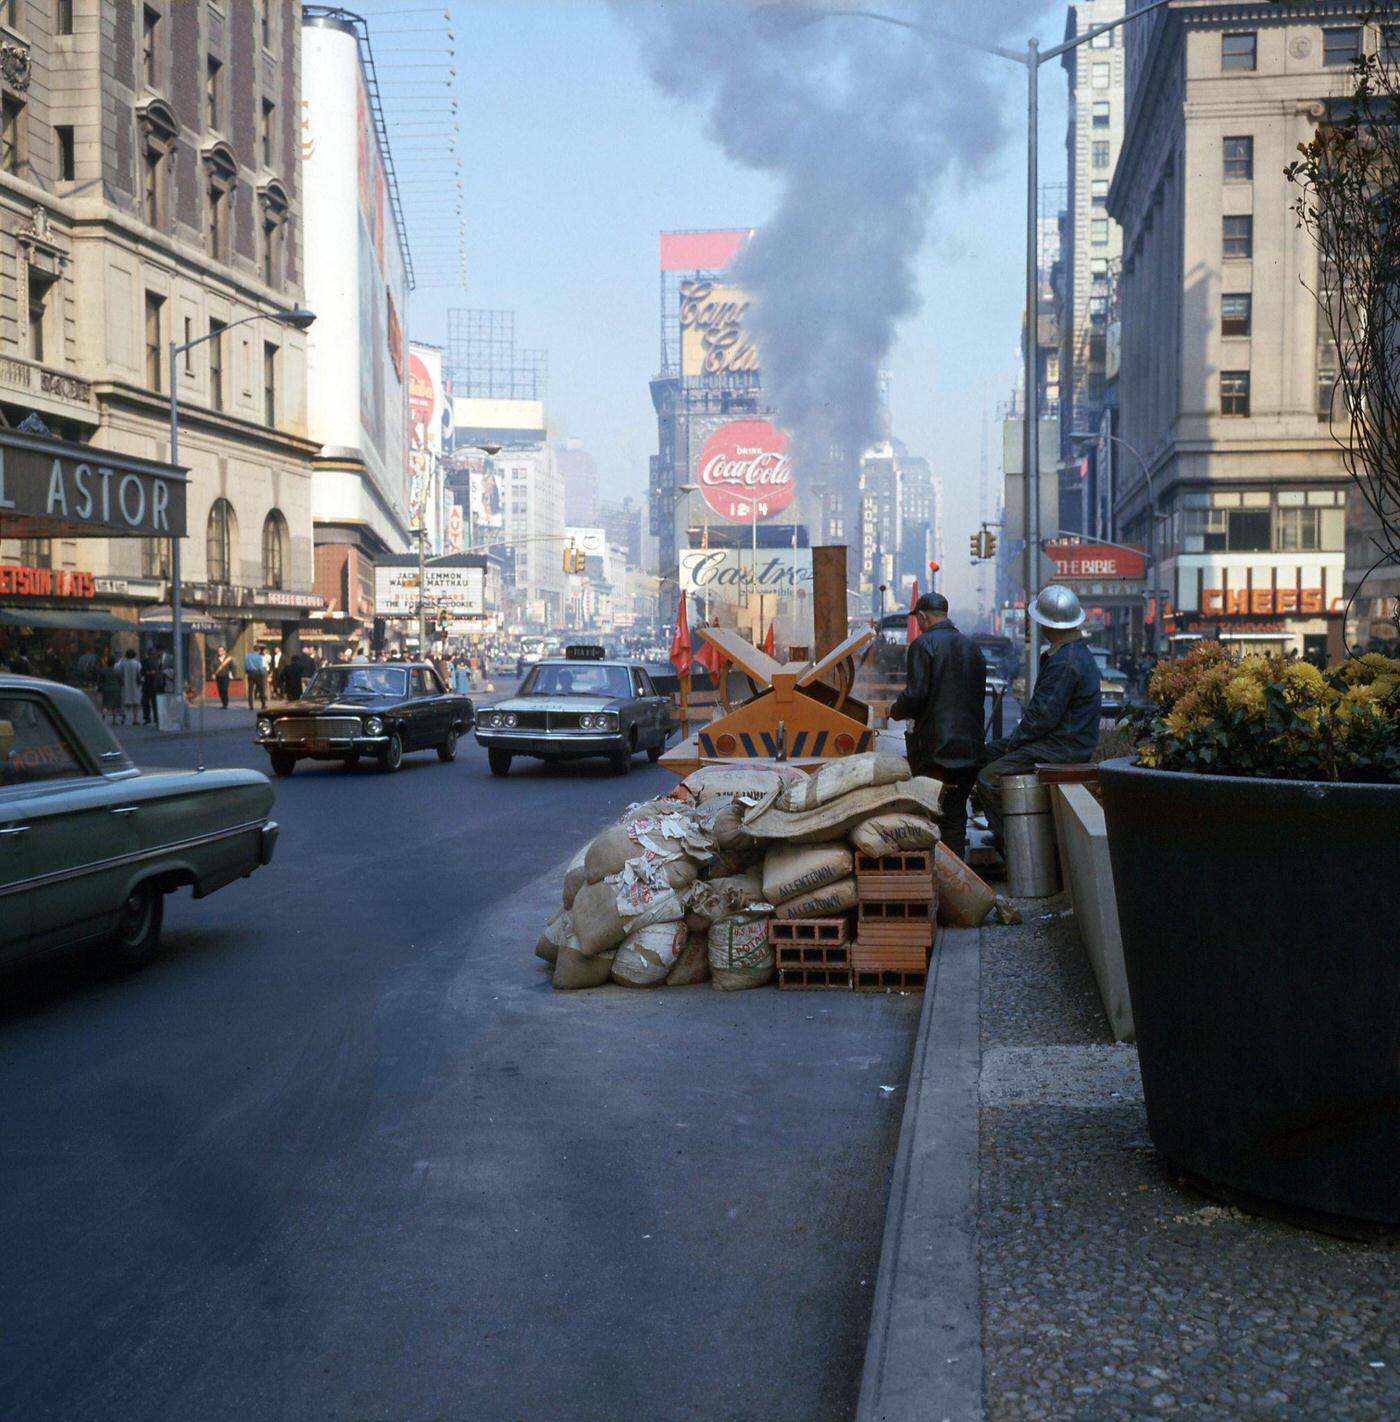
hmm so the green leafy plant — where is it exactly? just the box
[1126,642,1400,783]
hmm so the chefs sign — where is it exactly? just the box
[696,419,794,522]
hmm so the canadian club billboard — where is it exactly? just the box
[697,419,794,522]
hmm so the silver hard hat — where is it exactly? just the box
[1028,584,1086,630]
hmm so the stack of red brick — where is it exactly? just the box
[772,850,937,993]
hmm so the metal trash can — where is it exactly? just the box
[1002,774,1061,898]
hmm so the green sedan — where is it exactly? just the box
[0,676,278,971]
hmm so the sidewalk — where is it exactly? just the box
[861,897,1400,1422]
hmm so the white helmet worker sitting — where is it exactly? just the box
[975,585,1102,851]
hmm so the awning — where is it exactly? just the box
[0,607,136,631]
[138,607,225,634]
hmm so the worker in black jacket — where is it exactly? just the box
[977,585,1103,848]
[889,592,987,860]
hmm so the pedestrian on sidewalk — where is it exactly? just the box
[118,648,142,724]
[282,649,306,701]
[140,650,162,724]
[889,592,987,862]
[212,645,234,708]
[98,655,122,723]
[244,645,268,709]
[976,586,1102,849]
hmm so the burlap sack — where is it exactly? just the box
[762,842,853,904]
[552,944,616,990]
[849,812,939,858]
[562,847,590,908]
[682,762,807,806]
[611,920,687,987]
[666,931,711,986]
[584,825,638,884]
[777,752,911,813]
[686,868,766,928]
[708,911,774,991]
[772,877,858,920]
[572,876,685,956]
[535,907,572,964]
[934,842,997,926]
[696,798,757,852]
[743,777,945,844]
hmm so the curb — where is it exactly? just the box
[855,925,983,1422]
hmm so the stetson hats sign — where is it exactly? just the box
[697,419,794,522]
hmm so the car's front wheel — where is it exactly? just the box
[378,731,404,772]
[438,727,459,762]
[106,881,164,971]
[488,748,512,777]
[269,750,297,777]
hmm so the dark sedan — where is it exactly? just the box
[255,663,473,775]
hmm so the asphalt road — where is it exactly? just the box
[0,725,919,1422]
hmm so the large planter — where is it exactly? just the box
[1098,757,1400,1227]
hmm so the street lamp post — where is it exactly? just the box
[167,307,315,728]
[758,0,1172,690]
[1071,427,1165,660]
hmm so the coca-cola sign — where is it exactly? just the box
[697,420,794,522]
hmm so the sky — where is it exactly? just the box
[354,0,1068,616]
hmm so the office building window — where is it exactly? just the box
[206,498,235,585]
[208,318,225,411]
[27,269,51,362]
[261,98,275,168]
[141,537,170,579]
[1092,178,1109,205]
[55,124,74,180]
[1091,27,1113,48]
[1384,26,1400,65]
[1092,62,1110,89]
[1224,135,1254,180]
[1223,214,1253,258]
[1,95,23,174]
[1089,294,1107,317]
[262,213,282,285]
[142,5,160,88]
[56,0,73,34]
[263,341,277,425]
[1092,101,1110,128]
[1091,217,1109,245]
[1222,32,1256,70]
[142,147,163,225]
[1221,370,1251,416]
[262,510,287,589]
[260,0,272,48]
[1323,27,1361,67]
[19,538,52,568]
[1222,293,1252,336]
[1278,507,1321,552]
[144,291,163,390]
[1092,140,1111,169]
[206,56,222,130]
[1090,257,1108,276]
[207,180,224,259]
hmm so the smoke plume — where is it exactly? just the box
[617,0,1048,509]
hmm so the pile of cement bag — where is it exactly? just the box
[534,752,1004,992]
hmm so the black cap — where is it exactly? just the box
[913,592,949,616]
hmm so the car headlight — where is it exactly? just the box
[504,712,518,728]
[365,716,384,735]
[257,718,273,738]
[595,712,618,730]
[579,713,594,729]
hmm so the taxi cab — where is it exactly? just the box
[474,646,672,776]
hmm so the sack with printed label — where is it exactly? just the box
[772,877,859,921]
[762,842,853,904]
[682,762,807,806]
[572,874,684,956]
[849,812,939,858]
[934,842,997,927]
[553,944,616,990]
[777,753,911,814]
[535,907,573,965]
[708,911,774,991]
[666,931,711,986]
[611,920,687,988]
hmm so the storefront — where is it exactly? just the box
[0,429,186,683]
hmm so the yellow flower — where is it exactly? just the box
[1281,660,1326,695]
[1224,675,1267,716]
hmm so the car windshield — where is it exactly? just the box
[304,666,409,701]
[520,663,633,699]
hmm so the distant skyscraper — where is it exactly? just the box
[558,440,600,527]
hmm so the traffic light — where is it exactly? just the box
[970,533,982,560]
[983,531,998,559]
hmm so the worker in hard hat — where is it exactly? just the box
[976,585,1103,850]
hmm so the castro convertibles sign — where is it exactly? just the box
[697,420,794,522]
